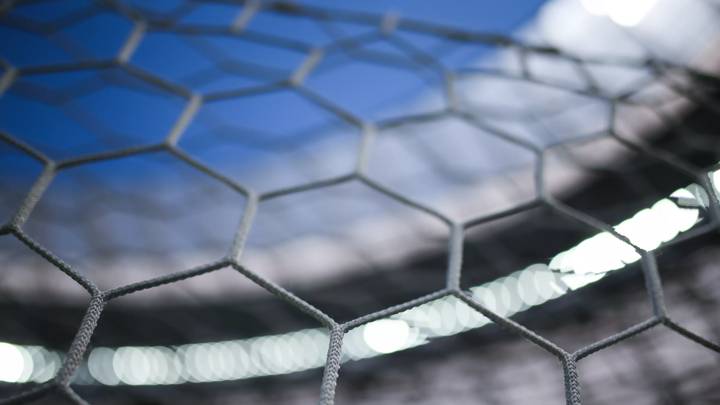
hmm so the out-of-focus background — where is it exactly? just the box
[1,0,720,404]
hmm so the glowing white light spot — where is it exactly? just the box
[344,327,373,360]
[502,276,524,313]
[88,348,119,386]
[473,285,497,314]
[579,0,607,15]
[518,267,541,306]
[113,347,153,385]
[529,264,557,300]
[431,298,459,336]
[454,299,475,329]
[0,343,29,383]
[29,349,60,383]
[713,171,720,192]
[422,302,443,333]
[489,281,511,316]
[580,0,658,27]
[226,342,248,379]
[187,344,214,382]
[363,319,410,354]
[17,345,33,383]
[561,272,605,290]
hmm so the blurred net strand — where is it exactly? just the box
[1,0,720,404]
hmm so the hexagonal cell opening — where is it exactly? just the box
[584,61,654,97]
[346,37,421,63]
[0,67,186,160]
[391,31,451,61]
[337,297,566,404]
[131,31,307,93]
[246,7,375,48]
[122,0,185,17]
[77,266,327,399]
[462,204,655,352]
[368,115,537,221]
[0,235,90,399]
[0,2,131,66]
[543,134,710,231]
[24,151,246,289]
[7,0,93,24]
[614,101,720,171]
[0,138,44,225]
[620,67,713,110]
[454,73,611,143]
[453,71,591,114]
[242,180,449,322]
[464,88,612,148]
[175,2,244,26]
[578,326,720,404]
[524,51,591,91]
[246,11,345,48]
[651,236,720,344]
[181,88,360,192]
[305,47,446,122]
[433,39,522,73]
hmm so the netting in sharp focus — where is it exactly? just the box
[1,0,720,404]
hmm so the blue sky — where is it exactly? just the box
[0,0,548,193]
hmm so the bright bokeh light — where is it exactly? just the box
[579,0,607,15]
[713,170,720,192]
[83,329,332,386]
[362,319,411,354]
[0,342,29,383]
[2,170,717,387]
[549,186,702,286]
[580,0,659,26]
[89,347,120,385]
[113,347,152,385]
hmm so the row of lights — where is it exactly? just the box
[0,343,60,384]
[0,171,713,385]
[87,329,331,385]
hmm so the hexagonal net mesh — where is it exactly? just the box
[1,0,720,404]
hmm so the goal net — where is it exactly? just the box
[1,0,720,404]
